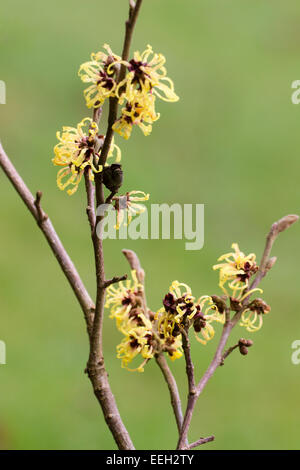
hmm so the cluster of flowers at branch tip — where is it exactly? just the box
[105,244,271,372]
[213,243,271,332]
[52,44,177,227]
[78,44,178,139]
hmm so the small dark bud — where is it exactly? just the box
[211,295,227,313]
[193,313,206,333]
[230,297,241,312]
[163,293,177,315]
[239,345,248,356]
[103,164,123,192]
[172,323,181,337]
[248,298,271,314]
[148,310,156,322]
[239,338,253,348]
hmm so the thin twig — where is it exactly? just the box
[181,328,196,395]
[0,142,95,333]
[188,435,215,449]
[155,354,184,434]
[84,169,96,233]
[105,191,117,205]
[220,343,239,366]
[122,248,147,315]
[34,191,48,224]
[104,274,128,288]
[250,214,299,290]
[177,320,234,449]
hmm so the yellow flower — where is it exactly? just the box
[53,117,121,195]
[113,190,150,229]
[105,270,143,329]
[163,335,183,361]
[193,296,225,345]
[213,243,258,297]
[117,323,155,372]
[78,44,121,108]
[117,44,179,103]
[156,281,197,339]
[113,90,160,139]
[240,298,271,332]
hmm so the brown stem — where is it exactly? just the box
[84,169,96,234]
[120,0,144,81]
[177,321,234,449]
[104,274,128,288]
[220,343,239,366]
[250,214,299,291]
[155,354,184,435]
[122,248,147,315]
[181,328,196,396]
[98,0,144,169]
[188,435,215,449]
[0,142,94,333]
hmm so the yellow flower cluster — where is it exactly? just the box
[105,245,271,373]
[156,281,224,348]
[53,118,120,195]
[53,44,172,212]
[78,44,121,108]
[79,44,178,139]
[105,271,156,372]
[214,243,271,332]
[213,243,258,297]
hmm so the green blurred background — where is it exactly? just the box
[1,0,300,450]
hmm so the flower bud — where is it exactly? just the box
[239,338,253,348]
[193,312,206,333]
[211,295,227,313]
[239,345,249,356]
[103,163,123,192]
[230,297,241,312]
[248,298,270,314]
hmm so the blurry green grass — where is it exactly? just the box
[0,0,300,449]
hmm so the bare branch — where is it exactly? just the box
[104,274,128,288]
[250,214,299,290]
[84,170,96,234]
[122,249,145,283]
[220,343,239,366]
[34,191,48,224]
[155,354,184,434]
[181,328,196,395]
[0,142,94,333]
[188,435,215,449]
[93,106,103,126]
[105,191,117,205]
